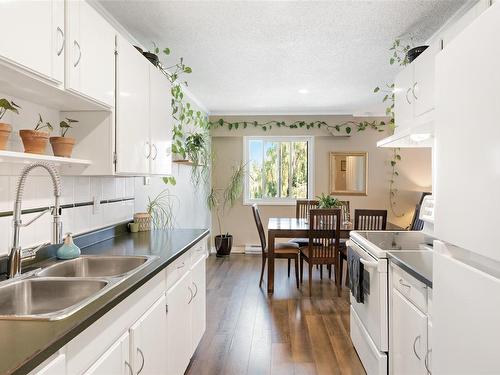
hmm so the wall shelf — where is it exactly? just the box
[172,159,205,167]
[0,150,92,167]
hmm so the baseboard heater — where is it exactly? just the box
[244,244,262,254]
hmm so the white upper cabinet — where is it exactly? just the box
[149,65,173,175]
[129,295,168,375]
[394,42,439,130]
[115,35,150,175]
[66,0,115,107]
[435,3,500,261]
[0,0,64,83]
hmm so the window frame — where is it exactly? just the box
[243,135,314,206]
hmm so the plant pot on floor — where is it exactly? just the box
[215,234,233,257]
[50,136,75,158]
[0,123,12,150]
[19,129,49,154]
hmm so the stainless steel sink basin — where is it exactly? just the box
[37,255,151,278]
[0,277,109,320]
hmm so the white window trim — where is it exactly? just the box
[243,135,314,206]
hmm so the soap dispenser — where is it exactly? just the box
[56,233,81,260]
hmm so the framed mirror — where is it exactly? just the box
[329,152,368,196]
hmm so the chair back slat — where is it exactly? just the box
[296,199,319,219]
[251,204,267,253]
[339,200,350,222]
[308,208,341,261]
[354,209,388,230]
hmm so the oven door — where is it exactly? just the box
[347,240,388,352]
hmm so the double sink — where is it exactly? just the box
[0,255,156,321]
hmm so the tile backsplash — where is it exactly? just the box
[0,176,135,256]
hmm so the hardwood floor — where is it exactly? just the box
[186,254,366,375]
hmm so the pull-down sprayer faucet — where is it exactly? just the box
[8,162,63,278]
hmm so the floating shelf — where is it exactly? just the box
[172,159,206,167]
[0,150,92,166]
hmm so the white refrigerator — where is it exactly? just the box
[432,3,500,374]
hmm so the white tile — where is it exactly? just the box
[74,177,91,203]
[90,205,103,230]
[115,177,126,199]
[90,177,103,202]
[10,175,37,209]
[33,211,52,246]
[34,176,53,208]
[60,176,74,205]
[102,177,116,200]
[0,216,12,256]
[61,207,74,235]
[0,177,10,211]
[125,177,135,198]
[72,206,91,234]
[19,212,37,248]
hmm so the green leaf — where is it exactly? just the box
[163,48,171,55]
[218,118,224,126]
[390,58,395,65]
[346,127,351,134]
[184,67,192,73]
[374,87,380,93]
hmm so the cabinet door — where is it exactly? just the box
[394,65,414,132]
[115,36,150,175]
[30,354,65,375]
[413,43,439,117]
[391,289,427,375]
[166,271,193,375]
[434,4,500,262]
[149,65,173,175]
[130,294,168,375]
[83,332,130,375]
[190,256,206,355]
[0,0,64,83]
[67,0,115,106]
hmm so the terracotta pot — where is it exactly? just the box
[19,130,49,154]
[0,123,12,150]
[50,136,75,158]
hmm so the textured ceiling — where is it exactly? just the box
[99,0,468,115]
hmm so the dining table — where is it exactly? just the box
[266,217,354,294]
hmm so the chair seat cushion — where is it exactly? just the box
[289,238,322,247]
[274,242,300,254]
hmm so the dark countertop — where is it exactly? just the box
[388,250,433,288]
[0,228,209,375]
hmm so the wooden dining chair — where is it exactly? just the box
[251,204,300,288]
[299,208,341,297]
[290,199,319,248]
[339,208,388,291]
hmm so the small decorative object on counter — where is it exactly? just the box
[20,114,52,154]
[50,117,79,157]
[128,222,139,233]
[134,212,151,231]
[0,98,20,150]
[56,233,81,260]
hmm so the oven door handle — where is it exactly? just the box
[360,258,378,268]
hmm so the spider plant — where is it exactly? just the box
[146,189,178,229]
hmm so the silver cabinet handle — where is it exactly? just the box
[192,281,198,299]
[124,361,133,375]
[405,87,412,104]
[176,262,185,269]
[413,335,422,360]
[56,26,64,56]
[151,144,158,160]
[73,40,81,67]
[412,82,418,100]
[425,349,432,374]
[399,278,412,289]
[188,286,193,304]
[144,142,151,158]
[137,348,145,374]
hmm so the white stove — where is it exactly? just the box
[348,195,435,375]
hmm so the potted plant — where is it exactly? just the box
[50,117,79,157]
[207,162,244,257]
[390,38,428,66]
[0,98,20,150]
[143,42,160,67]
[19,114,52,154]
[317,193,341,208]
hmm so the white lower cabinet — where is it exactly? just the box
[190,256,207,355]
[130,295,168,375]
[166,271,193,375]
[391,289,428,375]
[31,353,66,375]
[83,333,130,375]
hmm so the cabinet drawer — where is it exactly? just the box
[165,251,191,290]
[191,239,208,265]
[392,264,428,313]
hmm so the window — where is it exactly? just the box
[243,136,314,205]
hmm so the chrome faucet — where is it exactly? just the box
[8,162,63,278]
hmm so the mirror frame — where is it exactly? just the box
[329,151,368,196]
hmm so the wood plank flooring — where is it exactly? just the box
[186,254,365,375]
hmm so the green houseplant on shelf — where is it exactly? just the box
[50,118,79,158]
[19,114,53,155]
[207,162,245,257]
[0,98,20,151]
